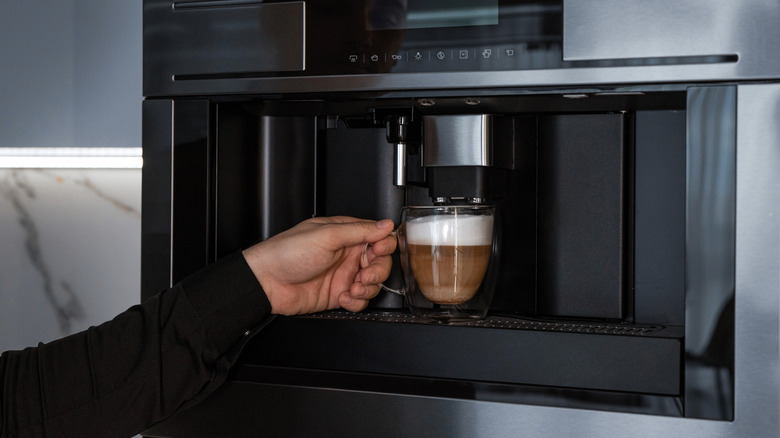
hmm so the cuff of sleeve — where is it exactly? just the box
[180,251,272,355]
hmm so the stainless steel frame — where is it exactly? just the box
[143,83,780,438]
[143,1,780,436]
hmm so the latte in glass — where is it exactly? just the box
[405,214,494,304]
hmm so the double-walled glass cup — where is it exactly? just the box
[390,205,499,322]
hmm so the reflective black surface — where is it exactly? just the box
[141,99,174,298]
[684,86,736,420]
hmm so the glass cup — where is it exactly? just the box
[380,205,499,322]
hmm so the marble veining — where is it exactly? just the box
[2,171,85,334]
[73,175,141,218]
[0,168,141,352]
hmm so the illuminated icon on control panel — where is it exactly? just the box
[349,55,359,63]
[436,51,446,60]
[370,54,379,62]
[505,49,515,56]
[482,49,492,59]
[414,51,423,61]
[391,54,403,61]
[459,50,469,60]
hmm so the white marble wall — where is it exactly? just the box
[0,168,141,352]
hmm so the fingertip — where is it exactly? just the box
[382,234,398,254]
[343,298,369,313]
[351,283,369,298]
[339,291,354,306]
[359,270,379,285]
[376,218,395,229]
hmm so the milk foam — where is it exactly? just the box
[406,214,493,246]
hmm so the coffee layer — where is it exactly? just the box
[408,243,491,304]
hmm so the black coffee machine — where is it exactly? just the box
[141,1,780,436]
[143,88,705,427]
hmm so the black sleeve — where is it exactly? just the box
[0,251,273,438]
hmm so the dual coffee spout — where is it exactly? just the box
[387,113,517,204]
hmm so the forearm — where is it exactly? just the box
[0,251,272,438]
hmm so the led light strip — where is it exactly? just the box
[0,147,142,169]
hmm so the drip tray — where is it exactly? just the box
[244,310,683,395]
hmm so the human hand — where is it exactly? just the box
[242,216,397,315]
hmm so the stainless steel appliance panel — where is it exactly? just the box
[144,0,780,97]
[732,82,780,436]
[564,0,743,61]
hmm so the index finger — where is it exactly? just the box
[320,217,396,249]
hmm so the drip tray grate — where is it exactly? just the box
[302,310,664,336]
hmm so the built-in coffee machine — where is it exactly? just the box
[141,1,780,436]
